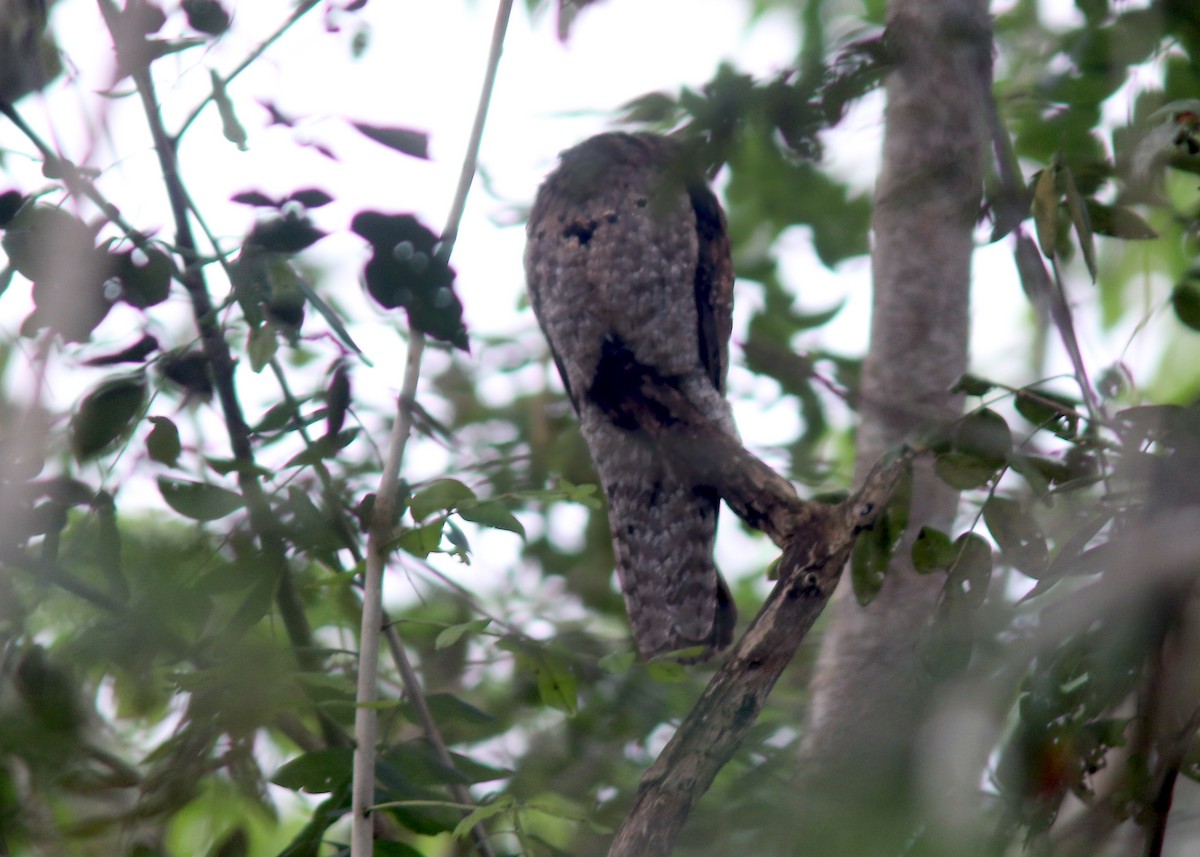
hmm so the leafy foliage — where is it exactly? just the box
[4,1,1200,856]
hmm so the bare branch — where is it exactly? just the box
[598,353,908,855]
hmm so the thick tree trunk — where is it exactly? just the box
[800,0,991,795]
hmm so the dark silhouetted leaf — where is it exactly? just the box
[158,477,244,521]
[351,122,429,159]
[113,246,173,308]
[287,189,334,208]
[247,216,326,253]
[325,363,351,438]
[145,415,181,466]
[952,374,997,396]
[231,190,278,208]
[161,350,213,398]
[351,211,467,349]
[1172,280,1200,331]
[182,0,230,35]
[84,333,159,366]
[0,190,25,227]
[71,374,147,459]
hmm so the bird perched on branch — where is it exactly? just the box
[525,132,738,660]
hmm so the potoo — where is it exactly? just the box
[525,133,738,660]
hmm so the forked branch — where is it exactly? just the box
[606,368,907,857]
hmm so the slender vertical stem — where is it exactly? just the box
[350,2,513,853]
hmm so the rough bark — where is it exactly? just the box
[800,0,992,785]
[601,369,908,856]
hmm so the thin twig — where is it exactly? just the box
[354,330,425,857]
[173,0,322,141]
[351,1,513,855]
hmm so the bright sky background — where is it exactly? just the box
[1,0,1185,611]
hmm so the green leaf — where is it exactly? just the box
[71,374,147,459]
[943,533,993,609]
[210,69,247,150]
[952,373,997,396]
[933,452,998,490]
[247,324,277,373]
[271,748,353,794]
[534,654,578,715]
[435,619,491,650]
[373,842,424,857]
[1085,201,1158,240]
[983,496,1048,576]
[158,477,245,521]
[955,408,1013,466]
[1032,165,1060,258]
[145,415,181,466]
[1015,388,1080,439]
[410,479,476,520]
[1172,281,1200,331]
[850,517,891,605]
[452,796,514,841]
[395,519,445,558]
[646,660,689,683]
[597,650,636,674]
[459,501,525,539]
[911,526,955,573]
[1061,166,1096,281]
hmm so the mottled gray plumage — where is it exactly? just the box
[525,133,738,660]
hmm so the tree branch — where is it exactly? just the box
[601,360,908,856]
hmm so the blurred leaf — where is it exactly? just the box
[459,501,525,539]
[352,211,468,350]
[850,513,892,604]
[247,216,326,253]
[953,373,997,396]
[288,188,334,208]
[1032,165,1059,258]
[395,518,446,558]
[943,532,993,610]
[351,123,430,159]
[934,452,998,490]
[0,190,26,226]
[158,477,244,521]
[912,526,955,572]
[1061,166,1096,280]
[411,479,476,520]
[1015,389,1080,439]
[231,191,278,207]
[71,374,147,459]
[271,748,352,794]
[955,408,1013,467]
[146,415,182,466]
[983,496,1048,575]
[1171,280,1200,331]
[210,69,247,150]
[247,324,277,373]
[183,0,230,35]
[84,333,159,366]
[436,619,492,650]
[1085,201,1158,240]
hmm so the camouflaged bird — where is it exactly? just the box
[525,132,738,660]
